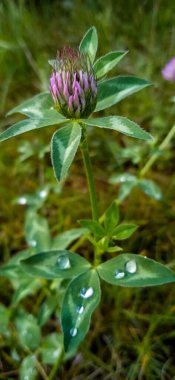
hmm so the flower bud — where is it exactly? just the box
[50,47,97,118]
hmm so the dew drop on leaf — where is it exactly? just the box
[53,349,61,358]
[115,270,125,279]
[120,176,127,182]
[57,255,71,269]
[18,197,27,205]
[125,260,137,274]
[39,189,48,198]
[76,305,84,314]
[70,327,78,337]
[29,240,37,247]
[80,287,94,299]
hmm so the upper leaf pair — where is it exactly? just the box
[109,173,163,201]
[80,201,137,244]
[0,27,152,182]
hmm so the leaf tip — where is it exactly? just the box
[145,79,153,87]
[5,110,11,117]
[147,132,154,141]
[89,25,97,35]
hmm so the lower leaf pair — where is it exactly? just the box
[21,250,175,352]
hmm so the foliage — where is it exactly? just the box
[1,1,175,379]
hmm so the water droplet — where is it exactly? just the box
[76,305,84,314]
[39,189,48,198]
[50,106,54,110]
[57,255,71,269]
[18,197,27,205]
[80,287,94,299]
[144,256,147,259]
[115,270,125,279]
[29,240,37,247]
[70,327,77,337]
[119,176,126,183]
[125,260,137,274]
[24,376,29,380]
[53,349,60,358]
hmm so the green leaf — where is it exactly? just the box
[61,269,101,352]
[51,123,81,181]
[20,355,37,380]
[40,333,63,364]
[0,249,30,267]
[16,194,41,209]
[0,40,17,50]
[108,173,137,201]
[48,59,56,69]
[12,278,40,305]
[25,210,51,250]
[97,254,175,287]
[80,219,105,238]
[0,304,10,333]
[79,26,98,62]
[106,246,123,253]
[6,92,52,117]
[97,236,109,252]
[21,250,91,279]
[52,228,88,250]
[84,116,152,141]
[0,249,31,280]
[38,294,58,326]
[0,264,21,280]
[109,172,137,185]
[0,113,67,142]
[15,312,41,349]
[118,182,136,200]
[104,201,119,234]
[95,76,152,111]
[138,179,163,200]
[112,224,138,240]
[94,50,128,79]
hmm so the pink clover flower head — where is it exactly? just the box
[50,47,97,118]
[162,57,175,81]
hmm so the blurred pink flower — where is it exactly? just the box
[162,57,175,81]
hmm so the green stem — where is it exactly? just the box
[48,348,64,380]
[139,124,175,178]
[80,124,99,221]
[35,358,49,380]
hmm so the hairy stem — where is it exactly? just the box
[80,124,99,221]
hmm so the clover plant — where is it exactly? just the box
[1,26,175,353]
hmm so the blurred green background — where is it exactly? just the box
[1,0,175,379]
